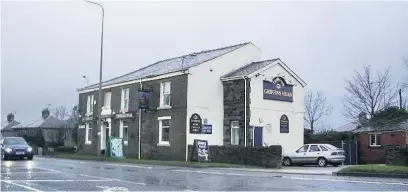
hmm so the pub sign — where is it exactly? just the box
[189,113,202,134]
[263,77,293,102]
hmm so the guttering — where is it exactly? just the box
[138,78,142,160]
[243,75,248,147]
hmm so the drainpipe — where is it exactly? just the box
[243,76,248,147]
[138,78,142,159]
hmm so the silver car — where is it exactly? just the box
[282,144,346,167]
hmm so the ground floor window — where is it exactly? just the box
[85,122,92,144]
[369,133,381,147]
[231,121,240,145]
[158,116,171,145]
[120,120,129,145]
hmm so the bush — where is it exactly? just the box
[188,145,282,168]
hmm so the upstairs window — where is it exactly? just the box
[87,95,94,114]
[121,88,130,111]
[104,91,112,108]
[160,82,171,108]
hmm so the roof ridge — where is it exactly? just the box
[221,58,279,78]
[80,42,252,90]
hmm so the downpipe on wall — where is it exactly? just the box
[243,75,248,147]
[138,78,142,159]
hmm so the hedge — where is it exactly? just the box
[188,145,282,168]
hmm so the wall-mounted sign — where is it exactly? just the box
[79,125,86,129]
[138,91,151,109]
[263,78,293,102]
[265,124,272,133]
[84,116,94,122]
[115,113,134,119]
[201,124,212,134]
[280,115,289,133]
[189,113,202,134]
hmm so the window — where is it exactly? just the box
[158,116,171,145]
[310,145,321,152]
[320,145,329,151]
[231,121,240,145]
[121,88,130,111]
[87,95,94,114]
[85,122,92,144]
[119,120,129,145]
[104,91,112,108]
[297,145,309,153]
[370,133,381,147]
[160,82,171,107]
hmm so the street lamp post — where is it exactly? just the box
[85,0,104,157]
[82,75,89,85]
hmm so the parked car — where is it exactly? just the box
[282,144,345,167]
[1,137,34,160]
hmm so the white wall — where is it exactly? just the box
[186,44,262,149]
[249,62,305,154]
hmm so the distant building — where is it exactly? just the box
[1,113,20,137]
[335,122,358,132]
[77,42,307,160]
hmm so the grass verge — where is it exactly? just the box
[51,153,248,168]
[339,164,408,175]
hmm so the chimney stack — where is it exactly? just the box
[6,113,15,123]
[42,108,50,120]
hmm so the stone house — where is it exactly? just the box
[354,123,408,164]
[1,113,21,137]
[76,42,306,161]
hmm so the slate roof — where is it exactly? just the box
[335,122,358,132]
[1,121,20,131]
[221,59,279,79]
[353,121,408,133]
[78,42,251,91]
[12,116,69,129]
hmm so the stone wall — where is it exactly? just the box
[222,79,251,146]
[188,145,282,168]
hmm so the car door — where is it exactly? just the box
[292,144,309,163]
[306,144,322,163]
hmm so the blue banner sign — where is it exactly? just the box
[139,91,151,109]
[201,124,212,134]
[263,80,293,102]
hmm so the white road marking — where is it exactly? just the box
[96,186,130,192]
[1,180,41,192]
[2,179,112,182]
[104,163,153,169]
[34,167,62,173]
[172,169,408,186]
[80,174,146,186]
[1,171,57,175]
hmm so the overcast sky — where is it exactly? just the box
[2,0,408,129]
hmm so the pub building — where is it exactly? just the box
[76,42,306,161]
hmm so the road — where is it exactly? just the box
[1,157,408,191]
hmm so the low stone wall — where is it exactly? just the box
[385,145,408,166]
[188,145,282,168]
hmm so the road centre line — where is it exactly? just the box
[1,171,57,175]
[172,169,408,186]
[2,179,112,182]
[104,163,153,169]
[1,180,41,192]
[80,174,146,186]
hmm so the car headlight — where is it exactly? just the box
[5,148,12,153]
[27,147,33,152]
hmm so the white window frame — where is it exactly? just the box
[369,133,381,147]
[158,116,171,146]
[85,122,92,145]
[121,88,130,112]
[119,120,129,145]
[159,82,171,108]
[231,121,240,145]
[86,95,94,114]
[103,91,112,109]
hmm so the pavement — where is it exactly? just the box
[1,157,408,191]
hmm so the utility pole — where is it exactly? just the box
[399,88,402,109]
[84,0,104,156]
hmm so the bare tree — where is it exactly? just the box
[342,65,398,122]
[304,91,333,133]
[54,106,69,120]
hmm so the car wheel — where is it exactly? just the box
[282,157,292,166]
[317,157,327,167]
[1,153,7,161]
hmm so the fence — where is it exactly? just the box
[385,144,408,166]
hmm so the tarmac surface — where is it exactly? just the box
[1,157,408,191]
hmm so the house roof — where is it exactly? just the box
[1,121,20,131]
[77,42,252,92]
[12,116,69,129]
[221,59,279,79]
[353,121,408,133]
[335,122,358,132]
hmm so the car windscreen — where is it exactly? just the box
[4,138,27,145]
[324,144,339,150]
